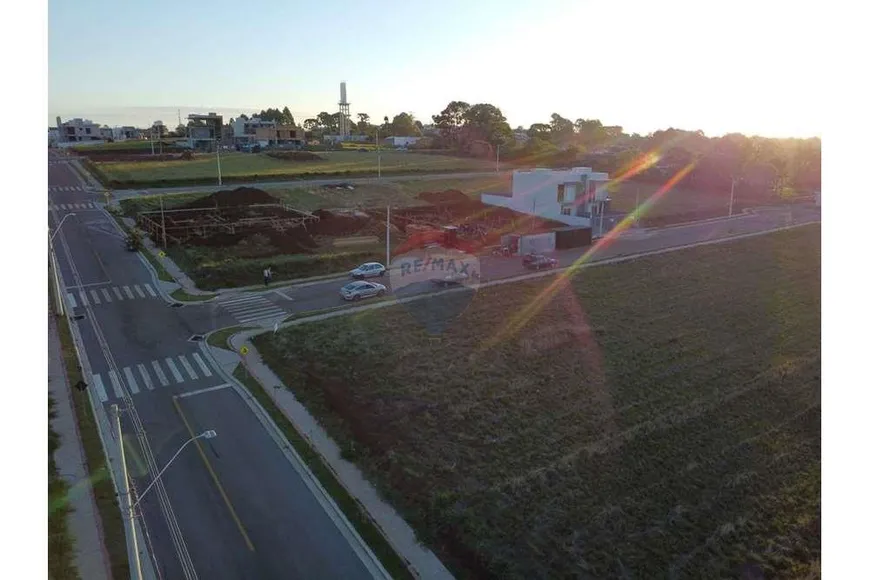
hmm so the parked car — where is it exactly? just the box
[340,281,386,301]
[349,262,386,279]
[523,254,558,270]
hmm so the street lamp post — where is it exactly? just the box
[375,128,381,179]
[131,429,217,510]
[113,404,144,580]
[48,212,76,316]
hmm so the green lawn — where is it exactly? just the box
[253,225,821,579]
[96,151,500,186]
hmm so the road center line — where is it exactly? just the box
[171,396,255,552]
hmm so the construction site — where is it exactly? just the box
[135,186,564,263]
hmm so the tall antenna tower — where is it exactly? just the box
[338,81,350,138]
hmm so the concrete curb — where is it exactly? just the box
[198,334,394,580]
[224,329,453,579]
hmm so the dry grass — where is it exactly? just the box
[254,224,821,579]
[96,151,498,184]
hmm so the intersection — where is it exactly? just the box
[48,151,389,580]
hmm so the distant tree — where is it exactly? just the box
[462,103,512,149]
[303,118,319,131]
[357,113,370,131]
[280,106,295,126]
[549,113,575,144]
[432,101,471,147]
[175,124,188,137]
[391,112,418,137]
[527,123,551,140]
[238,113,249,121]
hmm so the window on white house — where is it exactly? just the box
[561,206,572,216]
[557,184,566,203]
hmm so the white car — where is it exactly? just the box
[349,262,386,279]
[340,281,387,301]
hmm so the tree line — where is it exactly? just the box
[428,101,822,198]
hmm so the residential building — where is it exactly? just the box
[187,112,223,150]
[48,127,59,146]
[99,126,114,140]
[112,126,142,141]
[56,116,102,142]
[232,116,276,145]
[384,136,421,148]
[322,134,369,144]
[254,126,305,148]
[481,167,611,226]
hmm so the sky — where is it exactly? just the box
[48,0,821,139]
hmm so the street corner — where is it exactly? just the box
[389,246,482,335]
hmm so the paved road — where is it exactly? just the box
[213,205,821,317]
[48,151,386,580]
[111,170,503,199]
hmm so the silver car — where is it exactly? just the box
[349,262,386,279]
[340,281,387,301]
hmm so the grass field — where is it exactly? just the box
[253,225,821,579]
[96,151,499,186]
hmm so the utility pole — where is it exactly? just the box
[386,204,391,267]
[113,404,144,580]
[496,144,500,173]
[216,138,223,186]
[729,177,736,217]
[376,128,381,179]
[160,195,167,249]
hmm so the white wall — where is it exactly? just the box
[480,193,591,226]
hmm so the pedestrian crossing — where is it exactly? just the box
[66,283,158,308]
[49,185,88,192]
[90,352,216,402]
[219,293,287,324]
[49,202,99,211]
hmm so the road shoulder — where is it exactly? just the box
[49,309,112,580]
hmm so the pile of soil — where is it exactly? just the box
[180,187,279,210]
[310,209,370,237]
[417,189,472,205]
[267,151,324,162]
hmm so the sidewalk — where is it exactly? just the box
[226,332,455,580]
[49,311,112,580]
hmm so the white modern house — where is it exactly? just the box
[232,116,276,145]
[481,167,611,226]
[384,136,421,148]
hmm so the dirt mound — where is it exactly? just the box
[417,189,472,205]
[310,209,371,237]
[267,151,324,162]
[180,187,279,210]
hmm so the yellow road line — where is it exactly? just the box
[172,396,256,552]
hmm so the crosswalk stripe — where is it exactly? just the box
[177,355,198,380]
[164,358,184,383]
[123,286,134,299]
[123,367,140,394]
[222,295,263,306]
[66,292,77,308]
[112,287,123,300]
[137,364,154,391]
[91,374,109,403]
[191,353,213,377]
[134,285,146,298]
[232,304,283,316]
[144,283,157,297]
[89,289,101,304]
[151,360,169,387]
[101,288,112,302]
[108,371,124,399]
[79,291,89,306]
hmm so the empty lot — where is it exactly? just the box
[254,224,821,579]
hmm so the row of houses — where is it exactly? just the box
[50,117,145,145]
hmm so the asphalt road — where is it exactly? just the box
[49,151,384,580]
[108,169,502,199]
[215,204,821,317]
